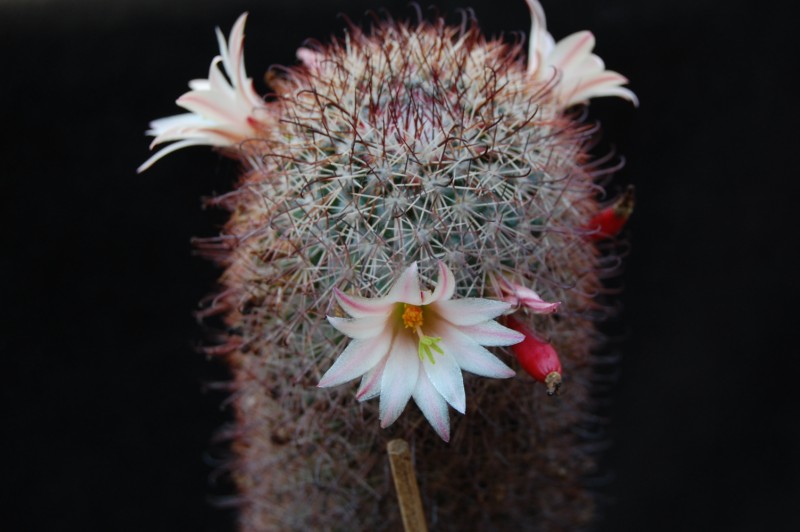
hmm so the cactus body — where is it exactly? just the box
[218,22,597,531]
[143,4,635,530]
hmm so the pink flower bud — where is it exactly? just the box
[499,280,560,314]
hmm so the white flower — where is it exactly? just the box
[138,13,264,173]
[525,0,638,108]
[319,262,524,442]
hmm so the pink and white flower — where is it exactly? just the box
[319,262,524,442]
[525,0,638,108]
[138,13,264,173]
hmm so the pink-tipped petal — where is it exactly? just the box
[137,139,211,173]
[438,323,516,378]
[412,371,451,442]
[433,298,511,326]
[327,315,388,339]
[516,286,560,313]
[510,284,541,300]
[525,0,549,75]
[568,75,639,107]
[459,320,525,347]
[334,288,394,318]
[146,113,210,138]
[386,263,423,305]
[178,91,240,126]
[357,356,388,401]
[422,346,465,414]
[379,334,420,428]
[428,261,456,303]
[217,13,261,108]
[215,22,234,76]
[318,331,392,388]
[205,57,234,95]
[549,31,595,72]
[586,85,639,106]
[573,70,629,89]
[573,54,606,77]
[521,298,560,313]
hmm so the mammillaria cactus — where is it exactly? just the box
[140,1,636,529]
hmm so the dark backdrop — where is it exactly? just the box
[3,0,797,530]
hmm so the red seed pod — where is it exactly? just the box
[505,316,562,395]
[585,185,635,241]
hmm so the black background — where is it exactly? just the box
[3,0,797,530]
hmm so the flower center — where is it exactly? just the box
[402,304,424,329]
[402,304,443,364]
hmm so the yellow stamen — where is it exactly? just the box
[402,304,424,329]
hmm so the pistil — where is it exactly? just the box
[402,304,443,364]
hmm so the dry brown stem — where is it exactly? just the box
[387,439,428,532]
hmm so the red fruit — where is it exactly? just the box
[505,316,562,395]
[585,185,635,240]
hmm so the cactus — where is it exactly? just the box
[140,1,635,530]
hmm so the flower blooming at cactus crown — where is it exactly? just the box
[525,0,638,108]
[137,13,264,173]
[319,263,525,442]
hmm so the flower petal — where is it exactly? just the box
[412,370,451,442]
[567,72,639,107]
[357,355,388,401]
[178,93,240,128]
[433,298,511,326]
[576,85,639,106]
[525,0,551,75]
[327,315,388,339]
[549,31,595,72]
[521,299,560,313]
[459,320,525,347]
[517,292,560,314]
[386,262,423,305]
[422,344,465,414]
[318,330,392,388]
[188,79,211,91]
[217,13,262,108]
[428,261,456,303]
[572,54,605,78]
[146,113,212,139]
[334,288,394,318]
[379,334,419,428]
[137,138,213,173]
[438,323,515,379]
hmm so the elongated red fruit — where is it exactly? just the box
[505,316,562,395]
[585,185,635,240]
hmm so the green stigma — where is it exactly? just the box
[418,335,444,364]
